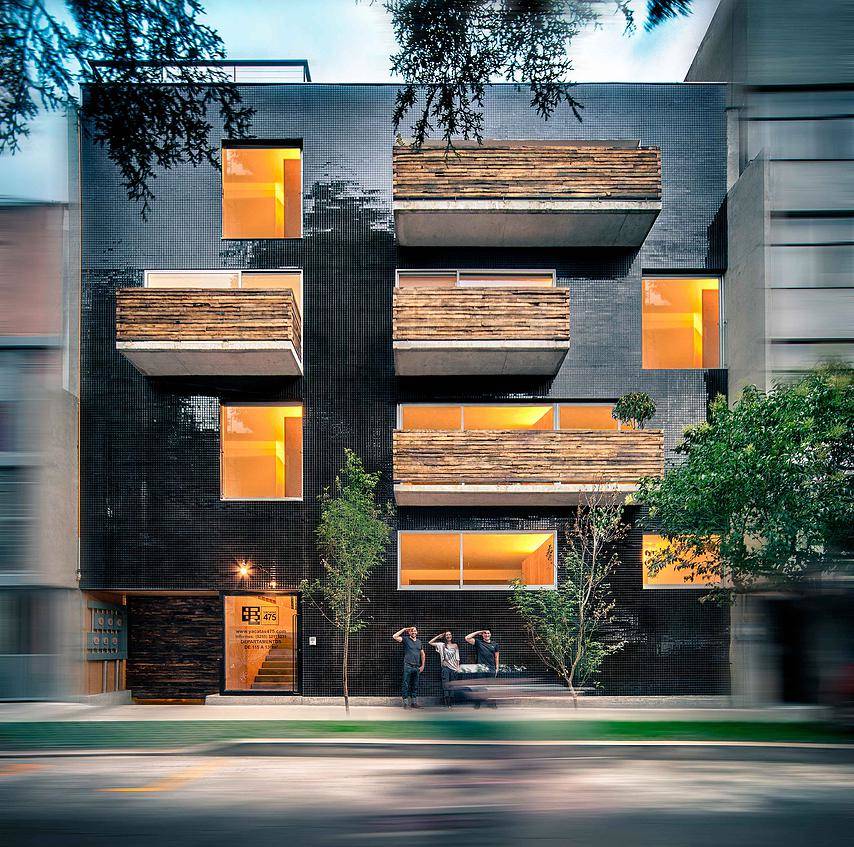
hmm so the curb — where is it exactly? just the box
[2,737,852,758]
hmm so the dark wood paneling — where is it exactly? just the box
[127,596,222,700]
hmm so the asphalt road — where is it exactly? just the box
[3,743,853,846]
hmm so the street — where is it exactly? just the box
[3,743,854,846]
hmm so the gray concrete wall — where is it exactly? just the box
[724,156,769,396]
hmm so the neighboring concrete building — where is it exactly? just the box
[0,198,80,699]
[688,0,854,705]
[79,62,730,702]
[688,0,854,396]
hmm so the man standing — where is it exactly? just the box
[393,626,425,708]
[465,628,500,676]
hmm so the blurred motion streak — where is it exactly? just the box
[0,113,81,699]
[688,0,854,710]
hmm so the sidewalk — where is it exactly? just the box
[0,698,828,724]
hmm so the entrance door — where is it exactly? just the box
[223,594,298,693]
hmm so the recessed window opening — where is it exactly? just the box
[642,277,721,369]
[220,404,303,500]
[222,145,302,239]
[642,534,719,589]
[396,269,556,288]
[398,403,620,431]
[398,531,556,589]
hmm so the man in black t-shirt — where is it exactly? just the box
[465,628,500,676]
[392,625,425,708]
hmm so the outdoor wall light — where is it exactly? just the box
[236,559,278,590]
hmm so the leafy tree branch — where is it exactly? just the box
[301,449,394,713]
[1,0,253,214]
[636,365,854,598]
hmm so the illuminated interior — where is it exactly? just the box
[642,534,719,589]
[397,270,554,288]
[223,594,298,691]
[222,146,302,239]
[220,405,303,499]
[399,404,619,431]
[642,277,721,369]
[399,532,555,588]
[558,404,617,430]
[146,270,302,311]
[398,533,460,586]
[146,271,240,289]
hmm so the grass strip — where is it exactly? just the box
[0,719,850,750]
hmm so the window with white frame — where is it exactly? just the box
[396,269,556,288]
[397,403,621,431]
[398,531,556,590]
[145,270,302,312]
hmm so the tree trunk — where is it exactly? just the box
[342,626,350,716]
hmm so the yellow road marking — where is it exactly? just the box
[0,763,45,776]
[100,761,217,793]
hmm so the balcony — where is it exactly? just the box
[393,141,662,247]
[115,288,302,376]
[393,285,570,375]
[393,428,664,506]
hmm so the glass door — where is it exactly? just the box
[223,594,298,693]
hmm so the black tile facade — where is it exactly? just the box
[81,83,730,699]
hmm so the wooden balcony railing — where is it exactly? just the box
[393,287,570,342]
[116,288,301,355]
[393,142,661,202]
[393,429,664,490]
[392,141,662,247]
[115,288,302,376]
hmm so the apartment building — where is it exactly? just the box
[79,63,730,701]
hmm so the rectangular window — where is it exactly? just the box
[398,533,461,587]
[223,594,298,692]
[398,531,556,590]
[222,145,302,239]
[220,405,303,500]
[642,534,719,589]
[399,404,620,431]
[146,270,302,312]
[558,404,617,430]
[642,277,721,369]
[396,270,555,288]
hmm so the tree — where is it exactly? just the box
[510,490,627,704]
[636,365,854,596]
[383,0,695,148]
[1,0,253,214]
[301,449,394,713]
[613,392,656,430]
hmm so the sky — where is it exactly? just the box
[0,0,719,202]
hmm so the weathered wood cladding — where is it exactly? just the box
[393,143,661,201]
[127,596,222,701]
[116,288,302,356]
[393,429,664,485]
[393,287,570,341]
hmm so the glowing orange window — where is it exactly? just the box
[222,146,302,239]
[220,405,303,499]
[642,534,719,589]
[399,533,460,586]
[558,405,618,430]
[462,533,555,587]
[642,278,720,369]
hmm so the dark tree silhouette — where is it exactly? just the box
[0,1,253,214]
[383,0,694,148]
[1,1,694,210]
